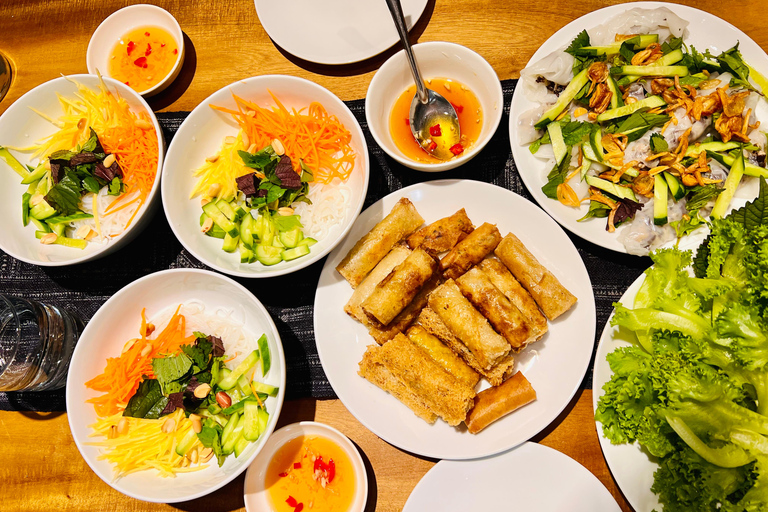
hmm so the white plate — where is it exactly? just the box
[592,273,659,512]
[404,442,621,512]
[244,422,368,512]
[66,269,286,503]
[508,2,768,254]
[314,179,596,460]
[161,75,369,278]
[0,74,164,266]
[254,0,428,65]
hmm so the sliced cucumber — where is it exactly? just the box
[708,151,768,179]
[239,241,255,263]
[242,401,262,442]
[711,151,745,219]
[175,427,198,456]
[611,65,689,78]
[49,222,65,237]
[589,127,604,162]
[45,212,94,225]
[579,157,593,180]
[238,374,253,396]
[34,231,88,249]
[203,202,239,237]
[653,174,668,226]
[257,333,271,376]
[20,164,48,185]
[255,244,282,265]
[581,143,638,177]
[547,122,568,165]
[222,233,239,253]
[278,227,303,248]
[233,434,251,458]
[296,237,317,248]
[216,199,240,222]
[31,217,51,233]
[596,96,666,122]
[585,176,637,201]
[250,381,279,397]
[663,172,685,201]
[220,412,241,449]
[256,407,269,436]
[616,49,684,86]
[222,417,244,455]
[575,34,658,56]
[29,200,57,220]
[22,193,30,226]
[0,147,30,179]
[685,141,740,158]
[534,68,590,130]
[606,76,624,110]
[240,213,255,247]
[281,245,310,261]
[218,350,261,391]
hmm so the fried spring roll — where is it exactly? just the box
[368,275,440,344]
[494,233,577,320]
[407,208,474,254]
[344,245,411,325]
[359,333,476,426]
[337,198,424,288]
[428,279,510,371]
[407,325,481,388]
[440,223,502,280]
[456,267,535,350]
[478,257,548,340]
[465,372,537,434]
[362,248,438,326]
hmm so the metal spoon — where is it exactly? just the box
[385,0,460,161]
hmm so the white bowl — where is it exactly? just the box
[365,41,503,172]
[244,422,368,512]
[0,74,164,266]
[162,74,370,278]
[86,4,185,97]
[65,268,286,503]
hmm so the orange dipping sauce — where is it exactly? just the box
[266,435,356,512]
[389,78,483,164]
[108,26,178,93]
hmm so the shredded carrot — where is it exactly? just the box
[85,307,195,417]
[221,352,239,364]
[210,91,356,184]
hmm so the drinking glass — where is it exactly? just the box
[0,51,12,103]
[0,295,83,392]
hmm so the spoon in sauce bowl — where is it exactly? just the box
[385,0,460,161]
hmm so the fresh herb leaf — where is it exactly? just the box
[678,73,708,88]
[661,37,684,54]
[728,177,768,229]
[123,378,168,419]
[151,353,193,395]
[605,112,670,142]
[578,200,611,221]
[299,161,314,183]
[81,130,99,152]
[619,42,636,64]
[612,197,643,227]
[82,176,100,194]
[716,44,755,91]
[671,213,705,239]
[44,172,81,215]
[686,184,723,213]
[108,176,124,196]
[197,418,226,466]
[272,213,303,231]
[650,133,669,153]
[541,150,572,199]
[565,30,590,56]
[562,121,594,146]
[565,30,597,75]
[239,146,279,171]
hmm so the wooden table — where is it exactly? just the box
[1,1,766,511]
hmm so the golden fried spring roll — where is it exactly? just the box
[456,267,535,350]
[362,248,438,326]
[465,371,537,434]
[344,245,411,325]
[428,279,510,371]
[337,198,424,288]
[440,223,502,280]
[478,257,548,340]
[407,208,474,255]
[494,233,577,320]
[359,334,476,426]
[417,308,515,386]
[368,275,440,345]
[407,325,481,388]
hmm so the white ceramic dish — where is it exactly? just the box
[87,4,184,97]
[592,273,660,512]
[65,268,286,503]
[314,179,596,459]
[162,74,369,278]
[366,41,504,172]
[403,442,621,512]
[508,2,768,254]
[244,421,368,512]
[0,74,164,266]
[254,0,428,65]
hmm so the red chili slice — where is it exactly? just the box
[293,462,301,469]
[429,124,442,137]
[161,42,166,47]
[451,102,464,114]
[405,118,410,126]
[428,141,437,152]
[133,56,148,68]
[449,143,465,156]
[314,455,329,472]
[144,31,150,37]
[278,472,289,478]
[286,496,298,507]
[124,81,130,86]
[295,504,304,512]
[145,44,152,56]
[127,41,136,55]
[328,459,336,483]
[173,48,178,55]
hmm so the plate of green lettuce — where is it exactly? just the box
[594,177,768,511]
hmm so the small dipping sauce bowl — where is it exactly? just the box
[87,4,185,97]
[244,421,368,512]
[366,41,503,172]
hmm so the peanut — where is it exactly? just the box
[29,194,44,207]
[205,154,220,163]
[247,143,258,154]
[277,207,294,216]
[142,323,155,337]
[216,391,232,408]
[135,119,152,130]
[140,343,153,357]
[240,131,250,148]
[76,225,93,239]
[200,447,214,463]
[190,448,199,464]
[206,183,221,197]
[117,418,129,435]
[193,383,211,399]
[271,139,285,155]
[103,154,116,167]
[224,136,237,145]
[121,338,138,354]
[40,233,57,245]
[161,418,176,433]
[201,218,214,233]
[200,197,211,206]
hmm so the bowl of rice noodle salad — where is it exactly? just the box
[511,3,768,256]
[66,268,286,502]
[0,74,163,265]
[162,74,370,277]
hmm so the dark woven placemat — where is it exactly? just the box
[0,79,648,411]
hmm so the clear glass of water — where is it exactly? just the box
[0,295,83,392]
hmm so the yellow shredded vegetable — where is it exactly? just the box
[87,409,207,479]
[190,131,251,200]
